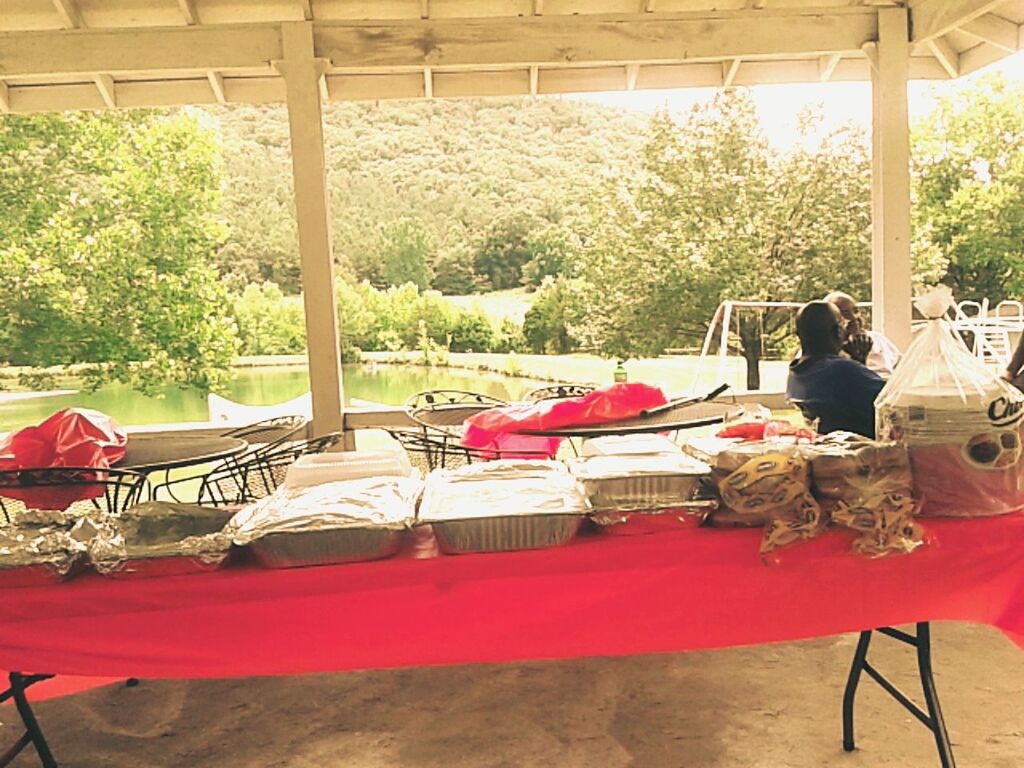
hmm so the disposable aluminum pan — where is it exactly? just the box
[418,460,589,554]
[0,525,83,588]
[568,454,711,512]
[88,502,236,578]
[230,476,420,568]
[248,528,404,568]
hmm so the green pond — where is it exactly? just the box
[0,364,550,433]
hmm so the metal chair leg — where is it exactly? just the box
[1,673,58,768]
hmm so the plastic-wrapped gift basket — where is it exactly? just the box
[875,286,1024,517]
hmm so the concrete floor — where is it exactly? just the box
[10,622,1024,768]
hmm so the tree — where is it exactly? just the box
[522,277,579,354]
[233,282,306,355]
[473,214,543,291]
[0,109,238,392]
[521,225,580,289]
[380,218,433,289]
[573,93,876,389]
[913,73,1024,301]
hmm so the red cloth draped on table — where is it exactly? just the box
[2,516,1024,678]
[0,408,128,509]
[461,383,667,457]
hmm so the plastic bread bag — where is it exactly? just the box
[830,491,925,558]
[708,442,802,528]
[802,432,913,503]
[875,286,1024,517]
[716,450,824,554]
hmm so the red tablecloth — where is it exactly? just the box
[2,517,1024,679]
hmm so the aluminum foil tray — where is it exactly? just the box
[229,477,420,568]
[568,454,711,512]
[429,514,583,554]
[248,527,404,568]
[418,460,589,554]
[89,502,235,579]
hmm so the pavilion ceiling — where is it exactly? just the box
[0,0,1022,112]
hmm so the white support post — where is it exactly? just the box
[274,22,349,443]
[870,7,913,351]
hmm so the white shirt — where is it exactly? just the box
[865,330,901,376]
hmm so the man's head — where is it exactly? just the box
[796,300,844,356]
[824,290,862,338]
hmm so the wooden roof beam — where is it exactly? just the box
[423,67,433,98]
[0,81,10,113]
[533,0,544,15]
[420,0,430,20]
[299,0,313,21]
[1,12,879,79]
[641,0,655,11]
[910,0,1007,43]
[51,0,83,29]
[722,58,741,86]
[960,13,1019,52]
[925,34,960,77]
[529,65,539,95]
[819,52,841,80]
[93,74,116,107]
[207,70,226,103]
[177,0,199,25]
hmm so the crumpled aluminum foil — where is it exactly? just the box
[87,501,235,575]
[229,474,422,545]
[0,524,85,576]
[567,453,711,480]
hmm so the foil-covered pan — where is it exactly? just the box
[230,475,420,568]
[0,525,84,588]
[590,500,718,536]
[418,460,589,554]
[88,502,236,578]
[568,454,711,512]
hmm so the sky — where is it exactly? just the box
[570,51,1024,151]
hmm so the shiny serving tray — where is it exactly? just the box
[429,514,583,554]
[248,527,405,568]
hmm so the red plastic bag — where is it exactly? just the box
[461,383,667,458]
[0,409,128,510]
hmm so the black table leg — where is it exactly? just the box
[0,672,58,768]
[842,622,956,768]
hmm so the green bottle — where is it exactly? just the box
[613,360,627,383]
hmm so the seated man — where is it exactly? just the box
[824,290,902,376]
[787,301,886,438]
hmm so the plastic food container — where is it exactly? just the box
[284,449,414,490]
[231,476,420,568]
[580,434,682,457]
[88,502,236,578]
[0,526,84,588]
[568,454,711,512]
[418,460,589,554]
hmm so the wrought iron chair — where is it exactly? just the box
[391,389,555,472]
[523,384,596,402]
[152,432,344,507]
[0,467,148,525]
[221,415,308,452]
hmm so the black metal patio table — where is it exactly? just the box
[117,434,248,473]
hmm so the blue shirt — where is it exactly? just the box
[785,355,886,438]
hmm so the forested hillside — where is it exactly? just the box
[214,98,647,293]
